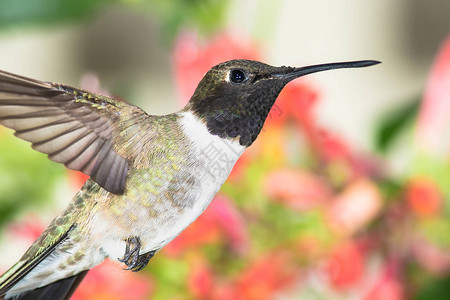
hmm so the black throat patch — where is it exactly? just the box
[189,79,286,147]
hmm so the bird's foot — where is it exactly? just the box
[119,236,141,269]
[130,250,156,272]
[118,236,155,272]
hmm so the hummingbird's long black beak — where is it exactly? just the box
[274,60,380,79]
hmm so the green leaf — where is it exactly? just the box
[0,0,114,28]
[126,0,230,40]
[374,97,420,153]
[414,275,450,300]
[0,0,230,41]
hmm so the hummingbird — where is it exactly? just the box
[0,59,379,299]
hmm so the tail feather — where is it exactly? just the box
[0,225,75,297]
[0,225,80,299]
[11,270,88,300]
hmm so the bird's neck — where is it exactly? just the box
[184,96,275,147]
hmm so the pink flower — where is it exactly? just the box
[211,283,240,300]
[80,73,111,97]
[264,168,331,211]
[327,179,382,235]
[210,195,248,254]
[2,217,46,269]
[416,35,450,155]
[364,260,404,300]
[412,237,450,276]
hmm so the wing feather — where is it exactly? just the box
[0,70,148,194]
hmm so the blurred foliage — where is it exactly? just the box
[374,97,420,153]
[0,0,229,40]
[0,129,65,226]
[131,0,230,39]
[0,0,112,28]
[415,276,450,300]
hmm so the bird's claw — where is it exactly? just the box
[131,250,156,272]
[119,236,141,268]
[118,237,155,272]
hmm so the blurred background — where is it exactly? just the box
[0,0,450,299]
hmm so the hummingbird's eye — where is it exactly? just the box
[229,69,247,84]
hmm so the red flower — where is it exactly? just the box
[72,260,152,300]
[405,177,442,217]
[187,257,214,299]
[163,212,221,257]
[265,80,319,129]
[324,241,365,290]
[68,170,90,190]
[164,195,247,256]
[316,130,353,162]
[6,216,45,241]
[173,32,261,106]
[234,251,299,300]
[188,251,301,300]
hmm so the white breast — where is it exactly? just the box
[152,111,245,243]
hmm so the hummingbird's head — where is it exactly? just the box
[185,59,379,147]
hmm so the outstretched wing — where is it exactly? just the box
[0,70,142,194]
